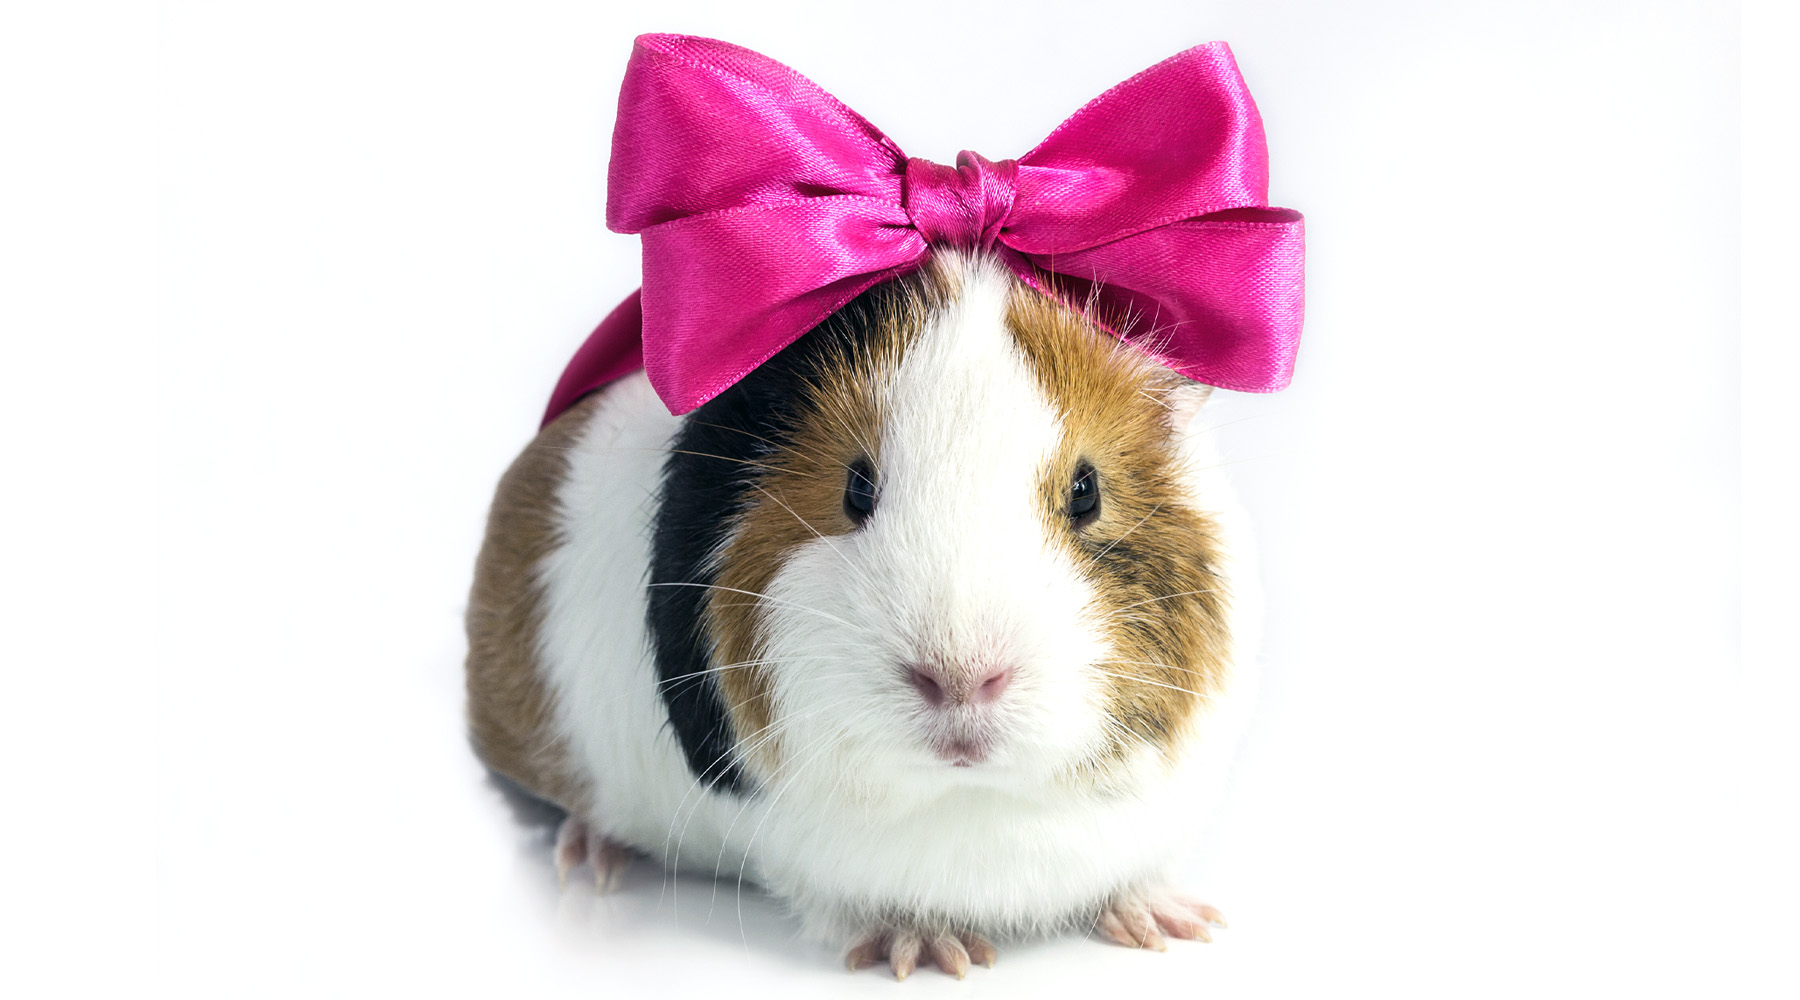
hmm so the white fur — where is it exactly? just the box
[535,257,1260,943]
[536,372,758,873]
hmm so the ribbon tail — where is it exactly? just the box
[637,198,929,414]
[1016,208,1306,392]
[543,290,646,428]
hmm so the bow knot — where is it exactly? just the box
[903,152,1018,252]
[544,34,1306,422]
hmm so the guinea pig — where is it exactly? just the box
[464,249,1260,979]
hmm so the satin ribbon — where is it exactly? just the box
[544,34,1305,424]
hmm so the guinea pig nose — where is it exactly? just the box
[971,667,1012,705]
[908,663,1012,707]
[908,666,947,708]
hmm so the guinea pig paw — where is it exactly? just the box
[846,926,998,980]
[1095,890,1227,950]
[552,817,635,894]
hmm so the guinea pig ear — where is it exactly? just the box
[1162,378,1215,434]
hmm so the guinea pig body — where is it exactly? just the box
[466,252,1260,971]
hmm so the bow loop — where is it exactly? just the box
[542,34,1306,423]
[903,152,1018,252]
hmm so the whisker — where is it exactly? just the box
[1098,589,1220,617]
[687,418,864,480]
[1096,657,1219,680]
[1082,500,1164,573]
[744,481,880,591]
[1089,667,1208,699]
[653,651,877,699]
[1100,716,1162,761]
[659,695,864,915]
[664,448,815,479]
[1177,412,1267,442]
[726,724,864,947]
[673,697,868,919]
[646,581,864,632]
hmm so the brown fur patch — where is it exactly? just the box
[464,393,598,813]
[705,268,954,777]
[1005,285,1232,765]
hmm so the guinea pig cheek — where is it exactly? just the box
[750,536,922,785]
[992,553,1131,773]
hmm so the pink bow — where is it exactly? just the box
[544,34,1305,424]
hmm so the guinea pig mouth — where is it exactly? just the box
[930,735,992,767]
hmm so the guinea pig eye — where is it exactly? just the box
[844,459,878,524]
[1069,462,1100,526]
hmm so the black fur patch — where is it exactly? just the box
[645,285,898,794]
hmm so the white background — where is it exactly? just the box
[3,1,1792,996]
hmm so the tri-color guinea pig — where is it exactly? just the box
[465,251,1260,979]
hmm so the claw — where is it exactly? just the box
[889,929,922,980]
[962,932,998,968]
[553,818,588,887]
[847,926,997,978]
[552,817,633,893]
[1152,909,1213,942]
[846,932,888,972]
[927,932,970,979]
[1098,890,1224,951]
[593,836,632,895]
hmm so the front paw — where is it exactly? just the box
[845,924,998,980]
[553,816,634,894]
[1094,888,1227,951]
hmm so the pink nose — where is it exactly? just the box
[908,663,1012,707]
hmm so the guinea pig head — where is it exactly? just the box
[701,254,1233,799]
